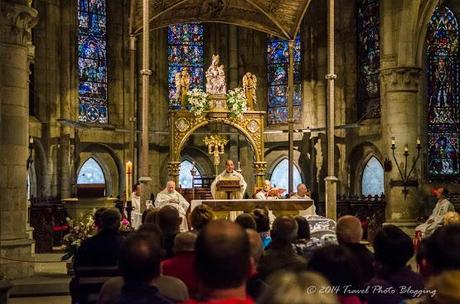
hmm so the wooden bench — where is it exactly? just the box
[71,266,120,304]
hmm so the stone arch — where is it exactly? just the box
[348,142,383,195]
[30,137,49,197]
[78,143,123,197]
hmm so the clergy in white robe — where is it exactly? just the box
[211,160,247,199]
[130,184,142,229]
[416,188,454,237]
[154,180,190,232]
[255,180,281,200]
[291,183,316,216]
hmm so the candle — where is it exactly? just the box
[238,161,241,169]
[126,161,133,202]
[416,138,420,146]
[404,146,408,153]
[192,161,195,168]
[391,137,395,148]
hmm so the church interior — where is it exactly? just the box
[1,0,460,303]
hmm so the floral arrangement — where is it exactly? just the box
[187,88,209,116]
[226,88,248,118]
[119,218,134,233]
[61,212,95,261]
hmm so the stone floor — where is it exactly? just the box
[9,253,70,303]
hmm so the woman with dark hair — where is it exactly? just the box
[293,216,322,261]
[189,204,215,232]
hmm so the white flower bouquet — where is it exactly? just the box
[187,88,209,116]
[226,88,248,119]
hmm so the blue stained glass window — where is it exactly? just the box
[77,158,106,184]
[78,0,108,124]
[426,4,460,179]
[168,24,204,102]
[179,160,202,189]
[266,35,302,124]
[361,156,384,196]
[357,0,380,119]
[270,158,303,192]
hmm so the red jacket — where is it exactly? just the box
[162,251,199,296]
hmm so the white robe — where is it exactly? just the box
[211,170,247,199]
[416,198,454,237]
[154,189,190,232]
[131,192,142,229]
[291,193,316,216]
[255,190,268,200]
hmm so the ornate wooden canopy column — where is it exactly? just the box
[168,109,266,188]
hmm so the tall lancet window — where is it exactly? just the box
[168,23,204,103]
[357,0,380,119]
[266,35,302,124]
[77,0,108,123]
[426,3,460,179]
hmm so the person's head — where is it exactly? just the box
[433,187,447,199]
[271,216,298,248]
[425,224,460,275]
[195,220,251,290]
[94,207,108,230]
[307,245,362,291]
[263,180,272,192]
[157,205,181,235]
[251,208,270,233]
[235,213,257,230]
[174,231,197,253]
[166,180,176,193]
[294,216,310,240]
[246,228,263,265]
[99,209,121,232]
[336,215,363,244]
[444,211,460,225]
[118,231,163,283]
[142,208,160,225]
[296,184,308,197]
[225,160,235,173]
[258,271,339,304]
[373,225,413,271]
[190,204,215,231]
[133,183,141,195]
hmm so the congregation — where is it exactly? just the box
[70,197,460,304]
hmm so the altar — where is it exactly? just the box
[191,198,313,213]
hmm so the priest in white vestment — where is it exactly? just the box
[291,183,316,216]
[211,160,247,199]
[154,180,190,232]
[416,187,454,237]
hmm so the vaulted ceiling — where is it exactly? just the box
[130,0,313,40]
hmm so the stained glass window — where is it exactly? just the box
[357,0,380,119]
[361,156,384,196]
[266,35,302,124]
[426,3,459,179]
[179,160,202,189]
[270,158,303,192]
[77,158,106,184]
[77,0,108,123]
[168,23,204,103]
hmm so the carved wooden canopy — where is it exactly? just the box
[129,0,312,40]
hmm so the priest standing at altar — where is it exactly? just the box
[154,181,190,231]
[211,160,247,199]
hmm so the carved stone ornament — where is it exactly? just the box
[381,67,422,93]
[247,120,259,133]
[175,118,190,132]
[0,1,38,46]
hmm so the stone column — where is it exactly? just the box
[381,67,422,221]
[0,0,37,279]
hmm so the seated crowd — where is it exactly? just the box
[71,198,460,304]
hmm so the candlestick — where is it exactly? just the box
[125,161,133,202]
[391,137,395,148]
[404,146,408,153]
[416,138,420,147]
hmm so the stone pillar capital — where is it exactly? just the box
[380,66,422,93]
[0,1,38,46]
